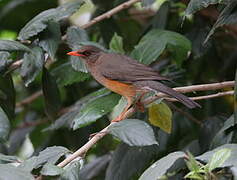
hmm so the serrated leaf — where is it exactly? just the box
[208,148,231,171]
[139,151,186,180]
[197,144,237,168]
[60,161,81,180]
[0,153,18,163]
[204,1,237,43]
[131,29,191,66]
[108,119,158,146]
[19,146,69,172]
[42,67,61,119]
[73,93,120,130]
[0,40,32,52]
[0,74,15,119]
[185,0,227,16]
[20,46,44,86]
[148,102,172,134]
[0,107,10,142]
[40,163,64,176]
[39,21,61,60]
[52,62,90,87]
[0,164,34,180]
[45,88,109,131]
[18,1,83,40]
[109,32,125,54]
[105,143,158,180]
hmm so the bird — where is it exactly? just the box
[67,45,200,122]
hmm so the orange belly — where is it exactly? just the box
[102,78,136,98]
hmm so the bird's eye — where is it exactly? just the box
[83,51,91,56]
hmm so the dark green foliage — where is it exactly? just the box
[0,0,235,179]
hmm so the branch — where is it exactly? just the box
[57,81,235,168]
[165,90,234,102]
[16,90,42,108]
[81,0,140,29]
[144,81,235,105]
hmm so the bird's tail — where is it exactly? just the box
[134,81,201,109]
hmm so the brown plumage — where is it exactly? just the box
[67,45,200,121]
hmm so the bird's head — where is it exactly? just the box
[67,45,102,63]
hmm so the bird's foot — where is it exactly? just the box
[136,101,145,112]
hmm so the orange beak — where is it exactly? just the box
[67,51,85,57]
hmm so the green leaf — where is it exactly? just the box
[109,97,127,120]
[197,144,237,168]
[148,102,172,134]
[39,21,61,60]
[52,62,90,87]
[139,151,186,180]
[59,161,81,180]
[108,119,158,146]
[72,93,120,130]
[45,88,109,131]
[0,107,10,142]
[20,46,44,86]
[67,26,88,49]
[185,0,227,16]
[18,1,83,40]
[19,146,69,172]
[40,163,64,176]
[0,164,34,180]
[0,40,32,52]
[0,74,15,119]
[42,67,61,119]
[109,32,125,54]
[211,115,236,148]
[204,1,237,44]
[105,143,158,180]
[131,29,191,66]
[0,51,12,73]
[66,26,89,73]
[208,148,231,171]
[80,154,109,179]
[0,153,19,163]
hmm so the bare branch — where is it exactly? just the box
[165,90,234,102]
[81,0,141,29]
[16,90,43,108]
[144,81,235,105]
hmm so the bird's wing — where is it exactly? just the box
[98,53,169,83]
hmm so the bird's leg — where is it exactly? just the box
[135,92,146,112]
[112,97,133,122]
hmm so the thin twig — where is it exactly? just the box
[81,0,140,29]
[16,91,43,108]
[144,81,235,105]
[164,90,234,102]
[167,102,202,125]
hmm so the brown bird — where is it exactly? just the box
[67,45,200,122]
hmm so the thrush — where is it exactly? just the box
[67,45,200,122]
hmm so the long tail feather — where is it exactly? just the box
[135,81,201,109]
